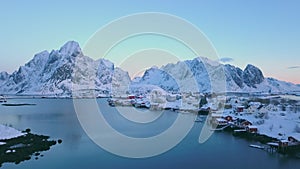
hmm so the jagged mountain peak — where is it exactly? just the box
[35,50,50,57]
[0,41,131,96]
[25,50,49,68]
[196,56,221,67]
[0,41,299,96]
[243,64,264,88]
[135,57,300,94]
[59,40,82,57]
[244,64,262,72]
[97,58,114,70]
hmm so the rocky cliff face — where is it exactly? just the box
[242,64,264,88]
[0,41,131,97]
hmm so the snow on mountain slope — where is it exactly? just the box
[0,41,299,96]
[134,57,300,94]
[0,72,9,86]
[132,57,226,93]
[131,66,179,92]
[0,41,131,97]
[225,65,300,93]
[254,78,300,93]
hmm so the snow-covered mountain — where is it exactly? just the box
[0,41,131,97]
[131,57,226,93]
[133,57,300,94]
[0,41,299,96]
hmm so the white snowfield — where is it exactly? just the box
[0,124,25,141]
[213,96,300,141]
[229,110,300,141]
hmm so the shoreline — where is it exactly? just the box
[1,91,300,99]
[0,128,61,167]
[1,95,300,158]
[220,125,300,156]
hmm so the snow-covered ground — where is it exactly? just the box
[112,91,300,141]
[214,96,300,141]
[223,110,300,140]
[0,124,25,141]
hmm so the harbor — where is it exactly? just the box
[104,92,300,157]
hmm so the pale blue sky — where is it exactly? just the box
[0,0,299,83]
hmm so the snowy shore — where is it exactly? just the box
[0,124,25,142]
[107,92,300,142]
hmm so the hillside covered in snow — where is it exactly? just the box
[132,57,300,94]
[0,41,131,97]
[0,41,299,97]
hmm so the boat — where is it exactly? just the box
[107,98,116,107]
[249,144,265,149]
[194,118,203,122]
[108,102,115,107]
[211,124,231,131]
[133,99,150,109]
[0,95,7,102]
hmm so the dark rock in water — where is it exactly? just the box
[0,132,57,166]
[57,139,63,144]
[25,128,31,133]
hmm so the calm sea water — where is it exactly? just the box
[0,98,299,169]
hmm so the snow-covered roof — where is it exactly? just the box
[211,113,222,117]
[267,142,279,146]
[280,139,289,143]
[249,102,261,106]
[247,125,258,129]
[216,118,227,122]
[288,134,300,141]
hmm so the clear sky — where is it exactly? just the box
[0,0,299,84]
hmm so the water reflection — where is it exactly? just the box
[0,98,299,169]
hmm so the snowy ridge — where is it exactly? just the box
[0,41,131,97]
[0,41,299,96]
[132,57,226,93]
[134,57,300,94]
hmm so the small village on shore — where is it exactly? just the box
[106,89,300,156]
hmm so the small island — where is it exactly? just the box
[0,125,60,167]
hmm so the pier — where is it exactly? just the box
[266,141,300,154]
